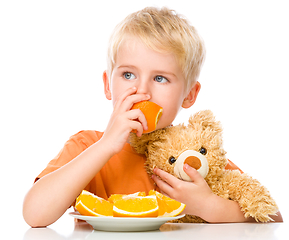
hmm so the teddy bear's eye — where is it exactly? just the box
[168,156,177,165]
[199,147,207,155]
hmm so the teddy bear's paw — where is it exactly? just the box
[173,149,209,181]
[245,211,278,223]
[225,171,279,223]
[243,201,279,223]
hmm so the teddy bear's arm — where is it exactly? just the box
[218,170,279,222]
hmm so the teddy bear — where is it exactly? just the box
[129,110,278,223]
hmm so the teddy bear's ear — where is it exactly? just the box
[188,110,222,133]
[129,128,168,155]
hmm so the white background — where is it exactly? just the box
[1,0,288,236]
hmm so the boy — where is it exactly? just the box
[23,7,282,227]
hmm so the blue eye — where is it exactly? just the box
[155,75,168,83]
[124,72,136,80]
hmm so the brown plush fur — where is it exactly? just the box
[130,110,278,223]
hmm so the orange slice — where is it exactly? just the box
[113,195,159,217]
[75,190,113,217]
[149,190,186,217]
[75,190,185,218]
[131,101,163,133]
[108,192,146,204]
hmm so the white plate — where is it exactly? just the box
[69,212,185,232]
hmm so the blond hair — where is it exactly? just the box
[107,7,205,92]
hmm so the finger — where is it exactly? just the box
[183,164,204,183]
[153,167,181,189]
[127,110,149,136]
[116,110,146,137]
[151,174,173,196]
[129,121,144,137]
[121,93,151,112]
[113,87,137,110]
[128,109,148,132]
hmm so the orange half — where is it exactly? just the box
[131,101,163,133]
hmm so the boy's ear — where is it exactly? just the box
[182,81,201,108]
[103,71,112,100]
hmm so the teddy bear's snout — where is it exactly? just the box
[173,150,209,181]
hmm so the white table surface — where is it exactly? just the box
[18,210,287,240]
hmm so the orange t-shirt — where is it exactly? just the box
[36,130,242,200]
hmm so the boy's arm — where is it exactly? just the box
[23,87,149,227]
[191,192,282,223]
[152,165,283,223]
[23,138,115,227]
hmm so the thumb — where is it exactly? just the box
[183,164,203,183]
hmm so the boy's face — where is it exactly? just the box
[104,37,199,131]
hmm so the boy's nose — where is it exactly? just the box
[136,79,151,96]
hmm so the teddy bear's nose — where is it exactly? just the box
[184,156,201,170]
[174,150,209,181]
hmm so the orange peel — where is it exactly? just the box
[131,101,163,133]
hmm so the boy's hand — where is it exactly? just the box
[152,164,215,217]
[102,87,150,155]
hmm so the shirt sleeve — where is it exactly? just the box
[35,130,103,182]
